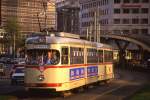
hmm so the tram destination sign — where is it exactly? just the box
[26,44,49,49]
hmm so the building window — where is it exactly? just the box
[142,0,149,3]
[107,9,109,14]
[122,19,130,24]
[132,18,139,24]
[114,8,120,14]
[123,9,130,13]
[132,0,140,3]
[122,30,130,34]
[141,8,149,14]
[113,30,121,34]
[114,0,121,3]
[123,0,130,3]
[93,2,97,7]
[102,19,108,25]
[141,29,148,35]
[82,5,84,10]
[132,8,139,14]
[106,0,109,5]
[98,1,101,6]
[132,29,139,34]
[114,19,120,24]
[141,18,148,24]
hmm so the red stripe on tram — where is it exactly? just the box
[26,62,113,69]
[26,83,62,87]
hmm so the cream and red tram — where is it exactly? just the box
[25,32,114,91]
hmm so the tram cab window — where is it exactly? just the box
[45,50,60,65]
[26,49,60,65]
[61,47,68,64]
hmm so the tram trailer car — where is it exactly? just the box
[25,32,114,92]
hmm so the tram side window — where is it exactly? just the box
[104,50,113,62]
[98,50,103,63]
[87,48,98,64]
[70,47,84,64]
[61,47,68,64]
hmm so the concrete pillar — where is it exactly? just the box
[115,40,130,68]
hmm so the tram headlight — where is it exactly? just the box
[38,75,45,81]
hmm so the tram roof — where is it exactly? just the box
[26,34,112,49]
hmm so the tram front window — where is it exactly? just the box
[26,49,60,65]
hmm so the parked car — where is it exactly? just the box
[11,58,25,64]
[0,57,7,63]
[0,63,5,76]
[11,67,24,85]
[147,59,150,67]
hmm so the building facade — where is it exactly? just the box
[80,0,150,37]
[0,28,6,54]
[0,0,56,34]
[56,0,80,34]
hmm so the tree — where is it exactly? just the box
[5,17,24,57]
[5,17,20,35]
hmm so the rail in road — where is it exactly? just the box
[0,68,149,100]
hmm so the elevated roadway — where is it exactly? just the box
[100,33,150,67]
[100,33,150,52]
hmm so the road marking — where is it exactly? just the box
[90,85,126,100]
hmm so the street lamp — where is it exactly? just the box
[13,33,16,59]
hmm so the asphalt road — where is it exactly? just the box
[0,68,149,100]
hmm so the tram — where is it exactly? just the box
[25,32,114,92]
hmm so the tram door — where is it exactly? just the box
[61,47,69,64]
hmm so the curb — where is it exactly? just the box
[0,76,10,80]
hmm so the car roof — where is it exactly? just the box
[15,67,24,69]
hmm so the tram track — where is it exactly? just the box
[39,69,149,100]
[1,69,149,100]
[90,84,125,100]
[48,79,141,100]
